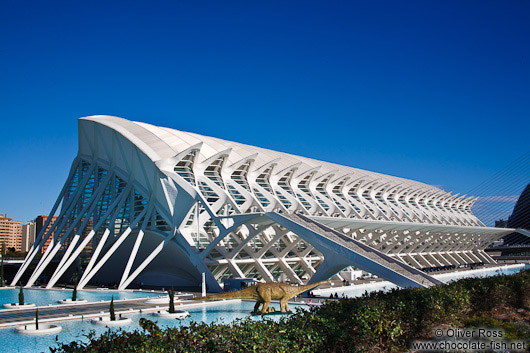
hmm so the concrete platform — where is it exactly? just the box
[0,297,240,328]
[0,298,171,328]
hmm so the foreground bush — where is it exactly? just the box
[52,269,530,352]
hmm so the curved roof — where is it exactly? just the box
[81,115,438,190]
[79,115,480,226]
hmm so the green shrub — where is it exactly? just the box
[52,269,530,353]
[462,315,530,340]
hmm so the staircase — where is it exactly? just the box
[268,212,442,288]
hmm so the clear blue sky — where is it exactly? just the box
[1,0,529,222]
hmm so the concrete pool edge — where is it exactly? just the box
[0,296,158,314]
[0,299,242,329]
[0,286,167,294]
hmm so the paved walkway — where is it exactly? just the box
[0,298,177,327]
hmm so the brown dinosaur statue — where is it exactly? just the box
[195,280,329,314]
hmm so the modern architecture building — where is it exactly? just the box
[486,182,530,261]
[13,116,515,290]
[503,182,530,245]
[21,222,36,253]
[0,214,22,252]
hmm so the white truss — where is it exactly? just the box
[12,116,514,290]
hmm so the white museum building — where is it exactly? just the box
[12,116,513,291]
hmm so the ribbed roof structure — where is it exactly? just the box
[91,116,427,185]
[80,115,480,226]
[13,115,511,292]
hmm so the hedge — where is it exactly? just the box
[52,269,530,352]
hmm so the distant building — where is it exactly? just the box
[0,214,22,252]
[35,215,57,253]
[502,182,530,246]
[21,222,36,253]
[495,219,508,228]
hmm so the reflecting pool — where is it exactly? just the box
[0,288,163,308]
[0,300,306,353]
[0,264,526,352]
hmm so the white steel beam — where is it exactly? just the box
[46,183,132,288]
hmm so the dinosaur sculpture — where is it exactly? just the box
[196,280,329,314]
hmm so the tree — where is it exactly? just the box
[168,287,175,314]
[18,284,24,305]
[109,296,115,321]
[72,274,78,301]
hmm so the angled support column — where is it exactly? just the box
[11,159,81,286]
[412,253,432,267]
[77,185,133,289]
[253,258,275,281]
[444,252,462,266]
[299,257,317,276]
[77,206,148,289]
[437,252,458,266]
[465,251,482,263]
[226,225,260,259]
[452,252,468,264]
[474,250,496,264]
[459,251,475,264]
[46,173,116,286]
[26,170,112,287]
[308,250,350,284]
[118,204,155,289]
[199,214,257,260]
[46,183,132,288]
[22,162,96,287]
[49,234,81,283]
[403,254,422,268]
[29,163,97,279]
[222,251,245,277]
[119,226,178,290]
[267,212,442,288]
[256,227,289,257]
[425,253,444,267]
[276,258,303,284]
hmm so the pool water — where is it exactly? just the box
[0,300,306,353]
[313,264,527,298]
[0,264,526,352]
[0,288,163,307]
